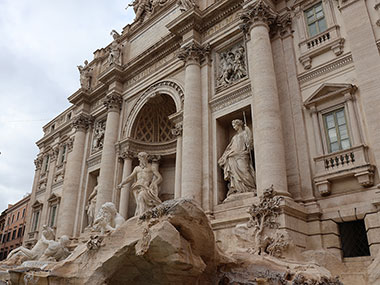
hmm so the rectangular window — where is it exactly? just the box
[61,145,67,164]
[32,211,40,232]
[17,212,19,220]
[49,205,57,227]
[305,2,327,37]
[17,227,22,238]
[338,220,370,258]
[323,108,351,153]
[11,230,16,240]
[11,215,14,224]
[44,155,50,172]
[22,209,25,218]
[6,232,10,242]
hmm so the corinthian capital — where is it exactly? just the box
[72,113,93,131]
[240,0,278,33]
[103,93,123,112]
[178,42,209,65]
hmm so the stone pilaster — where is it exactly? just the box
[95,92,123,213]
[119,150,134,219]
[57,113,92,237]
[178,42,207,204]
[172,123,183,199]
[240,0,289,197]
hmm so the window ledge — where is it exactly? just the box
[299,25,345,70]
[313,144,375,196]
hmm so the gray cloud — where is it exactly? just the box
[0,0,134,210]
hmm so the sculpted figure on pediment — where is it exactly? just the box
[77,60,93,90]
[119,152,162,216]
[218,119,256,197]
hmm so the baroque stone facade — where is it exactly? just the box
[19,0,380,283]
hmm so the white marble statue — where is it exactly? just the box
[93,202,125,235]
[218,119,256,197]
[128,0,151,22]
[119,152,162,216]
[6,225,55,263]
[86,177,98,228]
[107,30,122,66]
[39,235,71,262]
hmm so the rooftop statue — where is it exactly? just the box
[119,152,162,216]
[218,119,256,197]
[107,30,122,66]
[77,60,93,90]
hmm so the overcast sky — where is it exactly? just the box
[0,1,134,211]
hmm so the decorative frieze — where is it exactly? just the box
[210,83,251,112]
[216,43,247,88]
[171,122,183,137]
[103,94,123,112]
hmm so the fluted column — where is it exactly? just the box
[172,123,183,198]
[119,150,134,219]
[95,93,123,213]
[178,43,206,204]
[57,114,91,237]
[240,0,289,197]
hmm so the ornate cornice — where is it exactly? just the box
[72,114,93,132]
[178,42,210,65]
[103,93,123,112]
[240,0,278,34]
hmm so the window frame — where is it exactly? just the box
[321,107,352,153]
[304,2,328,37]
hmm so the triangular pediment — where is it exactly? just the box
[304,83,356,107]
[32,200,43,209]
[47,193,61,203]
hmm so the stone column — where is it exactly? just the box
[119,150,134,219]
[57,114,91,237]
[178,43,205,204]
[240,0,289,197]
[172,123,183,199]
[95,93,123,213]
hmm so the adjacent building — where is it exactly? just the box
[0,195,30,260]
[22,0,380,283]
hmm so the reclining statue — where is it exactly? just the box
[39,235,71,262]
[92,202,125,235]
[5,225,55,264]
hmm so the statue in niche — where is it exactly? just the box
[218,119,256,197]
[177,0,197,11]
[107,30,122,66]
[77,60,93,90]
[92,202,125,235]
[5,225,55,264]
[118,152,162,216]
[217,45,247,87]
[39,235,71,262]
[86,176,98,228]
[92,121,105,152]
